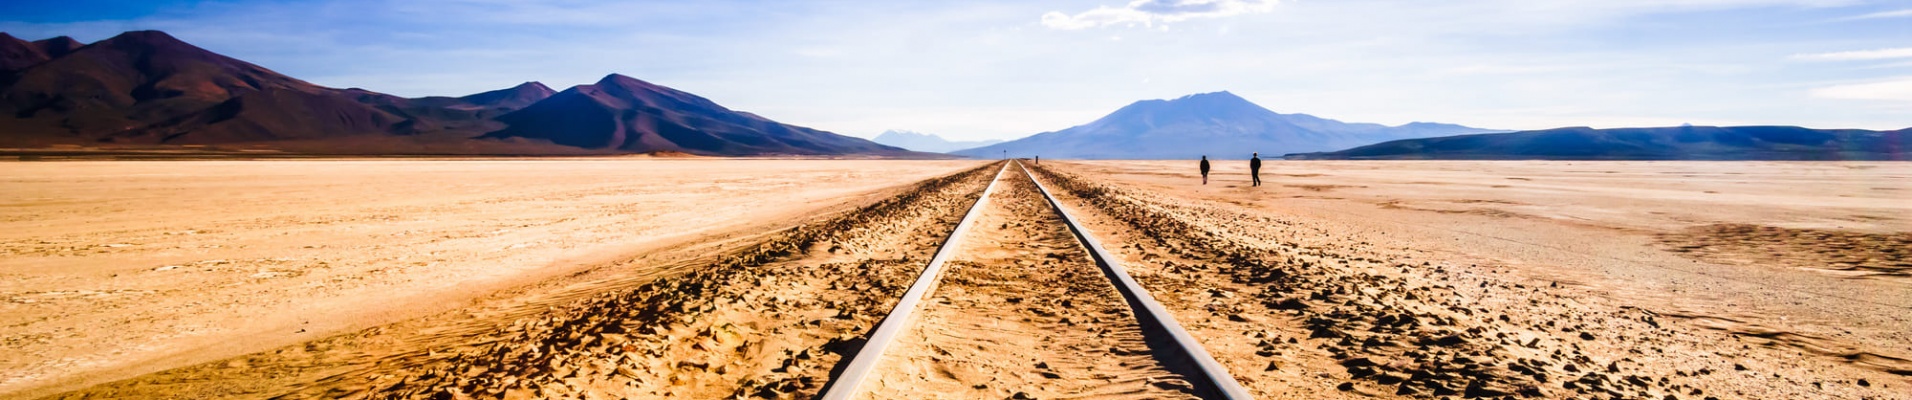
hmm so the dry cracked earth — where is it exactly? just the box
[10,159,1909,400]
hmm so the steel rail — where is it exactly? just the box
[1021,160,1255,400]
[820,160,1253,399]
[818,161,1010,400]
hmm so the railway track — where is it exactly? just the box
[51,160,1261,399]
[820,161,1252,399]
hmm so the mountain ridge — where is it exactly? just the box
[479,74,908,156]
[872,130,1004,153]
[0,30,910,156]
[1289,125,1912,160]
[951,91,1500,159]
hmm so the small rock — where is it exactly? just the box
[1375,373,1406,385]
[1423,333,1466,347]
[1271,298,1308,310]
[1395,384,1421,396]
[1464,380,1510,398]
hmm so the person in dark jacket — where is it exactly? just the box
[1250,152,1262,187]
[1199,156,1211,185]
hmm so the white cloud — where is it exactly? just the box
[1841,8,1912,20]
[9,0,1909,135]
[1791,47,1912,61]
[1811,78,1912,101]
[1435,63,1578,76]
[1040,0,1278,30]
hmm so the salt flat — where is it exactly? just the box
[1059,160,1910,397]
[8,159,1909,399]
[0,158,980,397]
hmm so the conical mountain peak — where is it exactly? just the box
[455,81,558,109]
[512,81,555,95]
[954,91,1497,159]
[33,36,84,57]
[586,73,727,112]
[1095,90,1281,130]
[595,73,655,88]
[1172,90,1245,102]
[95,30,194,51]
[483,73,904,155]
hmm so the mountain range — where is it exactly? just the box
[1288,125,1912,160]
[871,130,1004,153]
[0,30,911,156]
[950,91,1501,159]
[6,31,1902,160]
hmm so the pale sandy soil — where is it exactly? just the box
[860,164,1200,399]
[1038,160,1909,399]
[0,159,979,399]
[14,159,1910,400]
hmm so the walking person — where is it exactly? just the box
[1249,152,1262,187]
[1199,156,1211,185]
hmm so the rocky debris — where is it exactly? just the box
[1024,164,1840,400]
[1657,223,1911,276]
[857,167,1202,399]
[338,163,1004,399]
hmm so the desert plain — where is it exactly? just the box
[0,158,1906,399]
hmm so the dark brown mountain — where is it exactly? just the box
[0,30,407,143]
[1,33,50,72]
[372,82,554,111]
[482,74,907,155]
[123,88,411,143]
[336,82,555,138]
[455,81,555,110]
[33,36,83,58]
[2,30,907,156]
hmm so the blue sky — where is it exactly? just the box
[3,0,1909,141]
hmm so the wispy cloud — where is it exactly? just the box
[1791,47,1912,61]
[4,0,1909,135]
[1040,0,1277,30]
[1840,8,1912,20]
[1811,77,1912,101]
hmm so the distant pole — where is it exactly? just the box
[1002,150,1006,160]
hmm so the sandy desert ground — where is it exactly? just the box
[857,164,1201,399]
[0,158,980,399]
[4,159,1908,400]
[1043,160,1909,399]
